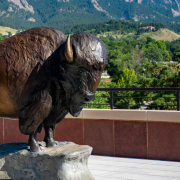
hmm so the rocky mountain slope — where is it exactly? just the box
[0,0,180,31]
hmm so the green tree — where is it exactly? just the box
[0,34,4,41]
[117,67,137,88]
[156,40,166,51]
[113,68,138,109]
[0,34,6,41]
[144,46,163,62]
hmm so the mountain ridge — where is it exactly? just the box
[0,0,180,31]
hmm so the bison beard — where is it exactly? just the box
[0,27,107,152]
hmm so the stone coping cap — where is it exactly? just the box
[1,109,180,123]
[66,109,180,123]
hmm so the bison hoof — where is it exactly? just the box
[30,143,42,152]
[45,140,57,147]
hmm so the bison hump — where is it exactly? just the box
[0,27,66,104]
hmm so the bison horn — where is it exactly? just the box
[65,34,74,63]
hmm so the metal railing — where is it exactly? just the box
[87,87,180,111]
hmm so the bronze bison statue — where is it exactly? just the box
[0,27,107,152]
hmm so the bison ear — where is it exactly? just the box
[65,34,74,63]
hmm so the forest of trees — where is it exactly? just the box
[65,19,180,36]
[65,20,167,35]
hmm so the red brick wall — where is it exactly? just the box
[0,118,45,144]
[1,117,180,161]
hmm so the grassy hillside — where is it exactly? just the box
[97,28,180,42]
[0,26,18,35]
[140,29,180,42]
[97,30,130,39]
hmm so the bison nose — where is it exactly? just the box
[84,93,95,102]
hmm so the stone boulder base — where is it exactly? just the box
[0,142,95,180]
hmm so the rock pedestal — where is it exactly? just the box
[0,142,95,180]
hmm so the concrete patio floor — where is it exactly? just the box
[88,155,180,180]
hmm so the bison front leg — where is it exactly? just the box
[44,126,57,147]
[19,90,53,152]
[28,130,41,152]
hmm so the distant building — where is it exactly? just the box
[140,26,155,31]
[101,70,110,79]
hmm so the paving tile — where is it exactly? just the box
[93,177,125,180]
[54,118,83,145]
[89,155,156,164]
[88,159,148,168]
[88,164,130,172]
[89,169,115,177]
[84,119,114,156]
[4,119,28,143]
[89,155,180,180]
[89,155,106,160]
[105,172,173,180]
[115,121,147,158]
[148,122,180,161]
[153,160,180,167]
[0,118,3,144]
[139,164,180,172]
[130,168,180,178]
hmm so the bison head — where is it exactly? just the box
[58,32,107,117]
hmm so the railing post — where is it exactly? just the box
[110,91,113,110]
[177,91,180,111]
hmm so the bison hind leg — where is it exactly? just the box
[44,126,57,147]
[28,131,42,152]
